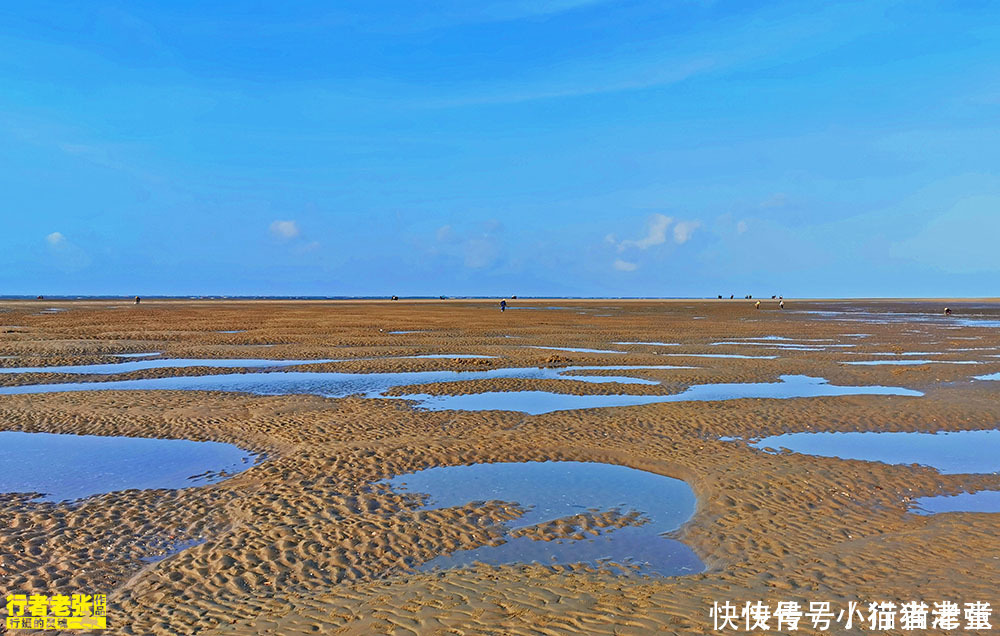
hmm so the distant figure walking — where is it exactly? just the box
[134,296,141,304]
[500,299,507,312]
[754,300,761,310]
[944,307,952,315]
[779,300,784,309]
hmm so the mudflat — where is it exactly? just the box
[1,298,999,635]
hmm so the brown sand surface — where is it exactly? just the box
[1,299,999,635]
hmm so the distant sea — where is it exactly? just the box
[0,295,703,300]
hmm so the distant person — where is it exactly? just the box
[779,300,784,309]
[134,296,141,305]
[944,307,952,315]
[500,299,507,312]
[730,294,734,299]
[755,300,761,309]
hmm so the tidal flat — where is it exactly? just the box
[1,298,999,635]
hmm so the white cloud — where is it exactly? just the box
[464,238,498,268]
[613,259,637,272]
[760,193,789,208]
[617,214,672,252]
[269,220,300,240]
[44,231,90,271]
[611,214,701,251]
[295,240,321,254]
[673,220,701,244]
[737,220,749,234]
[436,224,454,242]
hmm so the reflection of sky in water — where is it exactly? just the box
[711,341,855,350]
[397,354,496,359]
[747,430,1000,474]
[528,346,626,354]
[843,359,980,366]
[791,310,1000,327]
[613,341,680,346]
[663,353,778,359]
[0,372,919,415]
[0,431,254,502]
[385,461,702,576]
[0,365,689,397]
[0,358,336,375]
[113,352,163,358]
[913,490,1000,515]
[398,375,921,414]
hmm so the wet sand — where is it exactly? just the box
[1,298,999,635]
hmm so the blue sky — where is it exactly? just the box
[2,1,998,297]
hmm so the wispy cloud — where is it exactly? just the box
[736,220,748,234]
[673,220,701,244]
[269,220,300,240]
[436,224,455,242]
[760,193,789,208]
[43,231,90,271]
[613,258,637,272]
[475,0,618,22]
[430,59,715,107]
[428,219,505,269]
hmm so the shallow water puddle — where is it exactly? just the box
[0,431,255,502]
[613,341,680,347]
[709,343,826,352]
[913,490,1000,515]
[113,352,163,359]
[0,372,919,415]
[398,354,497,359]
[662,353,778,360]
[0,365,690,397]
[733,336,834,342]
[843,359,980,366]
[399,375,921,414]
[711,341,855,350]
[0,358,337,375]
[527,346,626,354]
[792,310,1000,327]
[745,430,1000,474]
[384,461,703,575]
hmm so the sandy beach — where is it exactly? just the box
[1,298,999,635]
